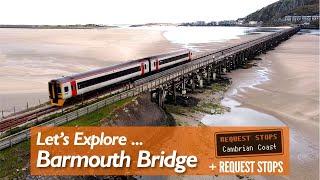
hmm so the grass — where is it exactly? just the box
[64,97,133,126]
[211,83,228,92]
[194,102,224,115]
[164,104,189,115]
[0,97,133,178]
[176,121,190,126]
[0,141,30,179]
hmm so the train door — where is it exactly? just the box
[156,59,159,70]
[49,81,59,103]
[70,80,77,97]
[140,63,145,75]
[189,52,192,60]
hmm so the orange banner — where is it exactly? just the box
[30,126,289,176]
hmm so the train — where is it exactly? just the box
[49,50,193,106]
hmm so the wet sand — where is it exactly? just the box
[0,28,181,114]
[169,32,318,180]
[244,33,318,180]
[0,27,264,116]
[219,33,319,179]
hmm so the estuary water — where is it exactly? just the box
[0,26,268,116]
[134,26,259,50]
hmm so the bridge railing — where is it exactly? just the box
[0,87,142,150]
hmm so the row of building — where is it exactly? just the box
[180,20,260,26]
[283,15,319,23]
[180,15,319,27]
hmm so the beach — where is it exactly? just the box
[166,30,319,180]
[0,27,181,113]
[196,32,318,179]
[0,26,263,115]
[228,32,319,180]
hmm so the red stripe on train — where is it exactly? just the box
[70,80,77,96]
[156,59,159,70]
[141,63,145,75]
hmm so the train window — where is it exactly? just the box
[159,53,189,65]
[77,66,141,89]
[64,86,69,92]
[145,64,147,69]
[154,62,156,66]
[57,86,61,94]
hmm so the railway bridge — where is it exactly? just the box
[0,27,300,150]
[135,27,300,107]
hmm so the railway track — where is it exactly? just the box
[0,83,131,133]
[0,106,58,132]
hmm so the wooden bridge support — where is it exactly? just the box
[189,79,195,92]
[205,67,212,84]
[172,81,177,104]
[149,27,301,108]
[197,74,203,88]
[151,87,167,107]
[188,73,197,92]
[181,78,187,95]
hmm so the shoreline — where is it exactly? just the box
[0,26,264,116]
[228,33,319,180]
[168,32,319,180]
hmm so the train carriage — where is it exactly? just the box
[49,59,149,106]
[49,50,192,106]
[149,50,192,71]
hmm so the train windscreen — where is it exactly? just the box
[48,81,59,103]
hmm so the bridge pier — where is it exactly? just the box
[212,72,216,81]
[231,58,236,70]
[222,67,227,74]
[199,68,209,86]
[206,67,212,84]
[197,74,203,88]
[160,88,167,108]
[243,52,247,64]
[245,50,249,61]
[188,73,198,92]
[226,59,230,72]
[237,53,241,67]
[151,87,166,107]
[263,43,267,54]
[181,78,187,95]
[171,81,177,104]
[239,53,243,65]
[216,65,221,77]
[189,79,195,92]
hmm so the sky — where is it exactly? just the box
[0,0,279,25]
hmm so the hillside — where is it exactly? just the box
[245,0,319,24]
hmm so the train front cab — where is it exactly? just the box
[189,51,193,60]
[48,80,65,106]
